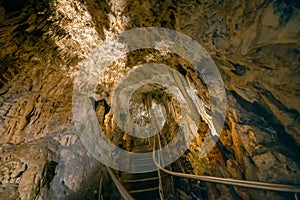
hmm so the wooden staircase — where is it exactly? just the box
[114,143,175,199]
[120,170,160,199]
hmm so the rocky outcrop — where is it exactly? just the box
[0,0,299,199]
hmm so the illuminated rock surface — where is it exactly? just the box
[0,0,299,199]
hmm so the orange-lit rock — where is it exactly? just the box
[0,0,299,199]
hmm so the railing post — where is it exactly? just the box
[295,193,299,200]
[98,170,103,200]
[155,135,164,200]
[152,136,300,196]
[106,167,135,200]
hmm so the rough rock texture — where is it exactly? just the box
[0,0,299,199]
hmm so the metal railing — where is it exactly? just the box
[102,135,300,200]
[152,134,300,198]
[104,167,135,200]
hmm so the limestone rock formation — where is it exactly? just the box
[0,0,299,199]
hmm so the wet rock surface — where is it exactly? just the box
[0,0,299,199]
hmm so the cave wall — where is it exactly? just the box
[0,0,299,199]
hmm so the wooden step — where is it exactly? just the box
[114,164,175,200]
[129,186,159,194]
[123,178,158,191]
[121,171,158,180]
[122,176,159,183]
[131,188,160,200]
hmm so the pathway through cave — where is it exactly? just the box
[0,0,299,200]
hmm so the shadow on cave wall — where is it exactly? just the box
[0,0,54,88]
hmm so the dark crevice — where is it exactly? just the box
[85,0,110,40]
[231,90,300,164]
[42,161,58,189]
[215,139,236,162]
[273,0,295,26]
[1,0,28,13]
[231,63,247,76]
[97,99,111,120]
[283,0,300,9]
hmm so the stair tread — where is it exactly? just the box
[121,171,158,180]
[123,176,159,183]
[132,149,153,153]
[131,190,160,200]
[129,186,159,194]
